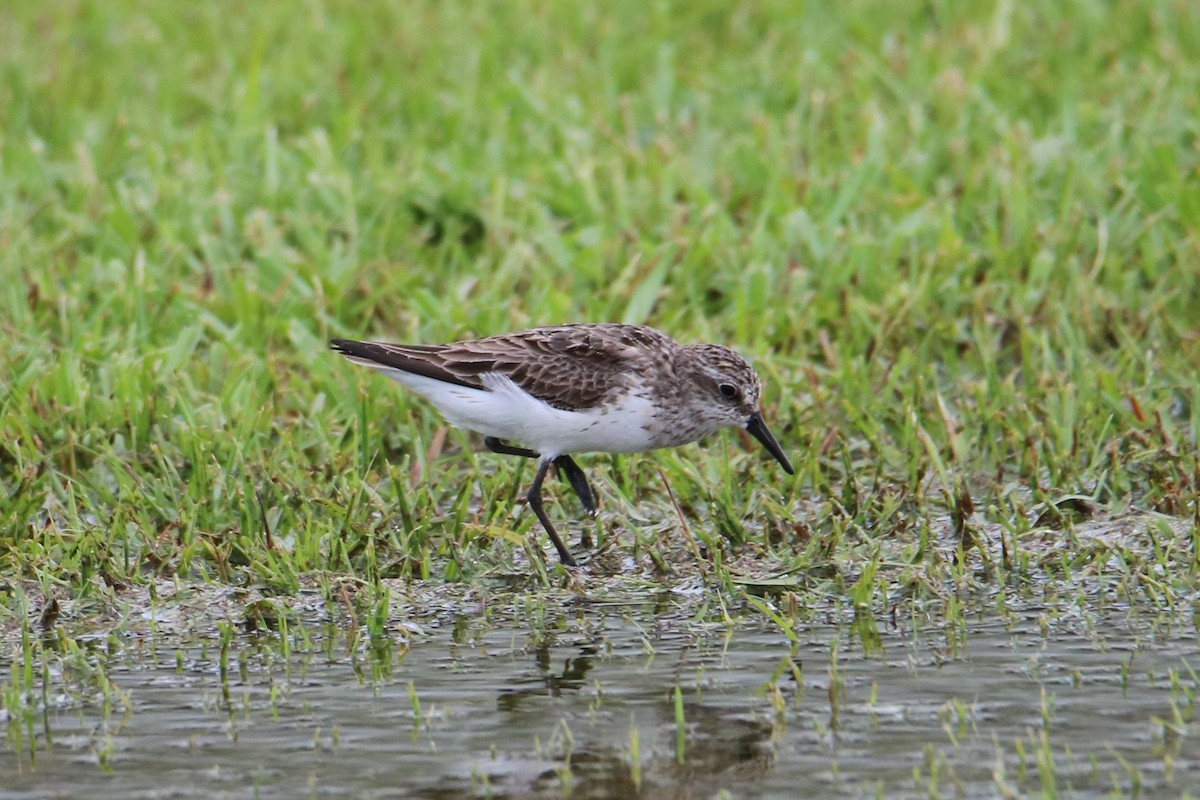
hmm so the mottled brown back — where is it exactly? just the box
[330,324,680,411]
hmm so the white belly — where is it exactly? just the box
[381,369,658,458]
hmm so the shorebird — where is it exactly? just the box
[331,323,793,566]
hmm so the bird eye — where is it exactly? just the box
[719,383,739,400]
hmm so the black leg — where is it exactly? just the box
[528,459,578,567]
[484,436,539,459]
[553,456,596,515]
[484,437,596,515]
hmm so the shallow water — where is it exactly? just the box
[2,600,1197,799]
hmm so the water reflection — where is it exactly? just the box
[497,643,597,710]
[1,604,1197,799]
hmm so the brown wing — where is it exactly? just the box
[331,324,677,411]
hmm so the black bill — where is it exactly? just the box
[745,412,794,475]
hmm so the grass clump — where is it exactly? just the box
[0,0,1196,617]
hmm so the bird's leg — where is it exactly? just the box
[551,456,597,515]
[483,436,539,459]
[484,437,597,515]
[527,459,578,567]
[552,455,598,550]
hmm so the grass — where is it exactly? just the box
[0,0,1197,606]
[0,0,1198,794]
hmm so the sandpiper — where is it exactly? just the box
[331,323,793,566]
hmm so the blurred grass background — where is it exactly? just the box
[1,0,1197,590]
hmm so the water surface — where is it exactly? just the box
[2,599,1197,798]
